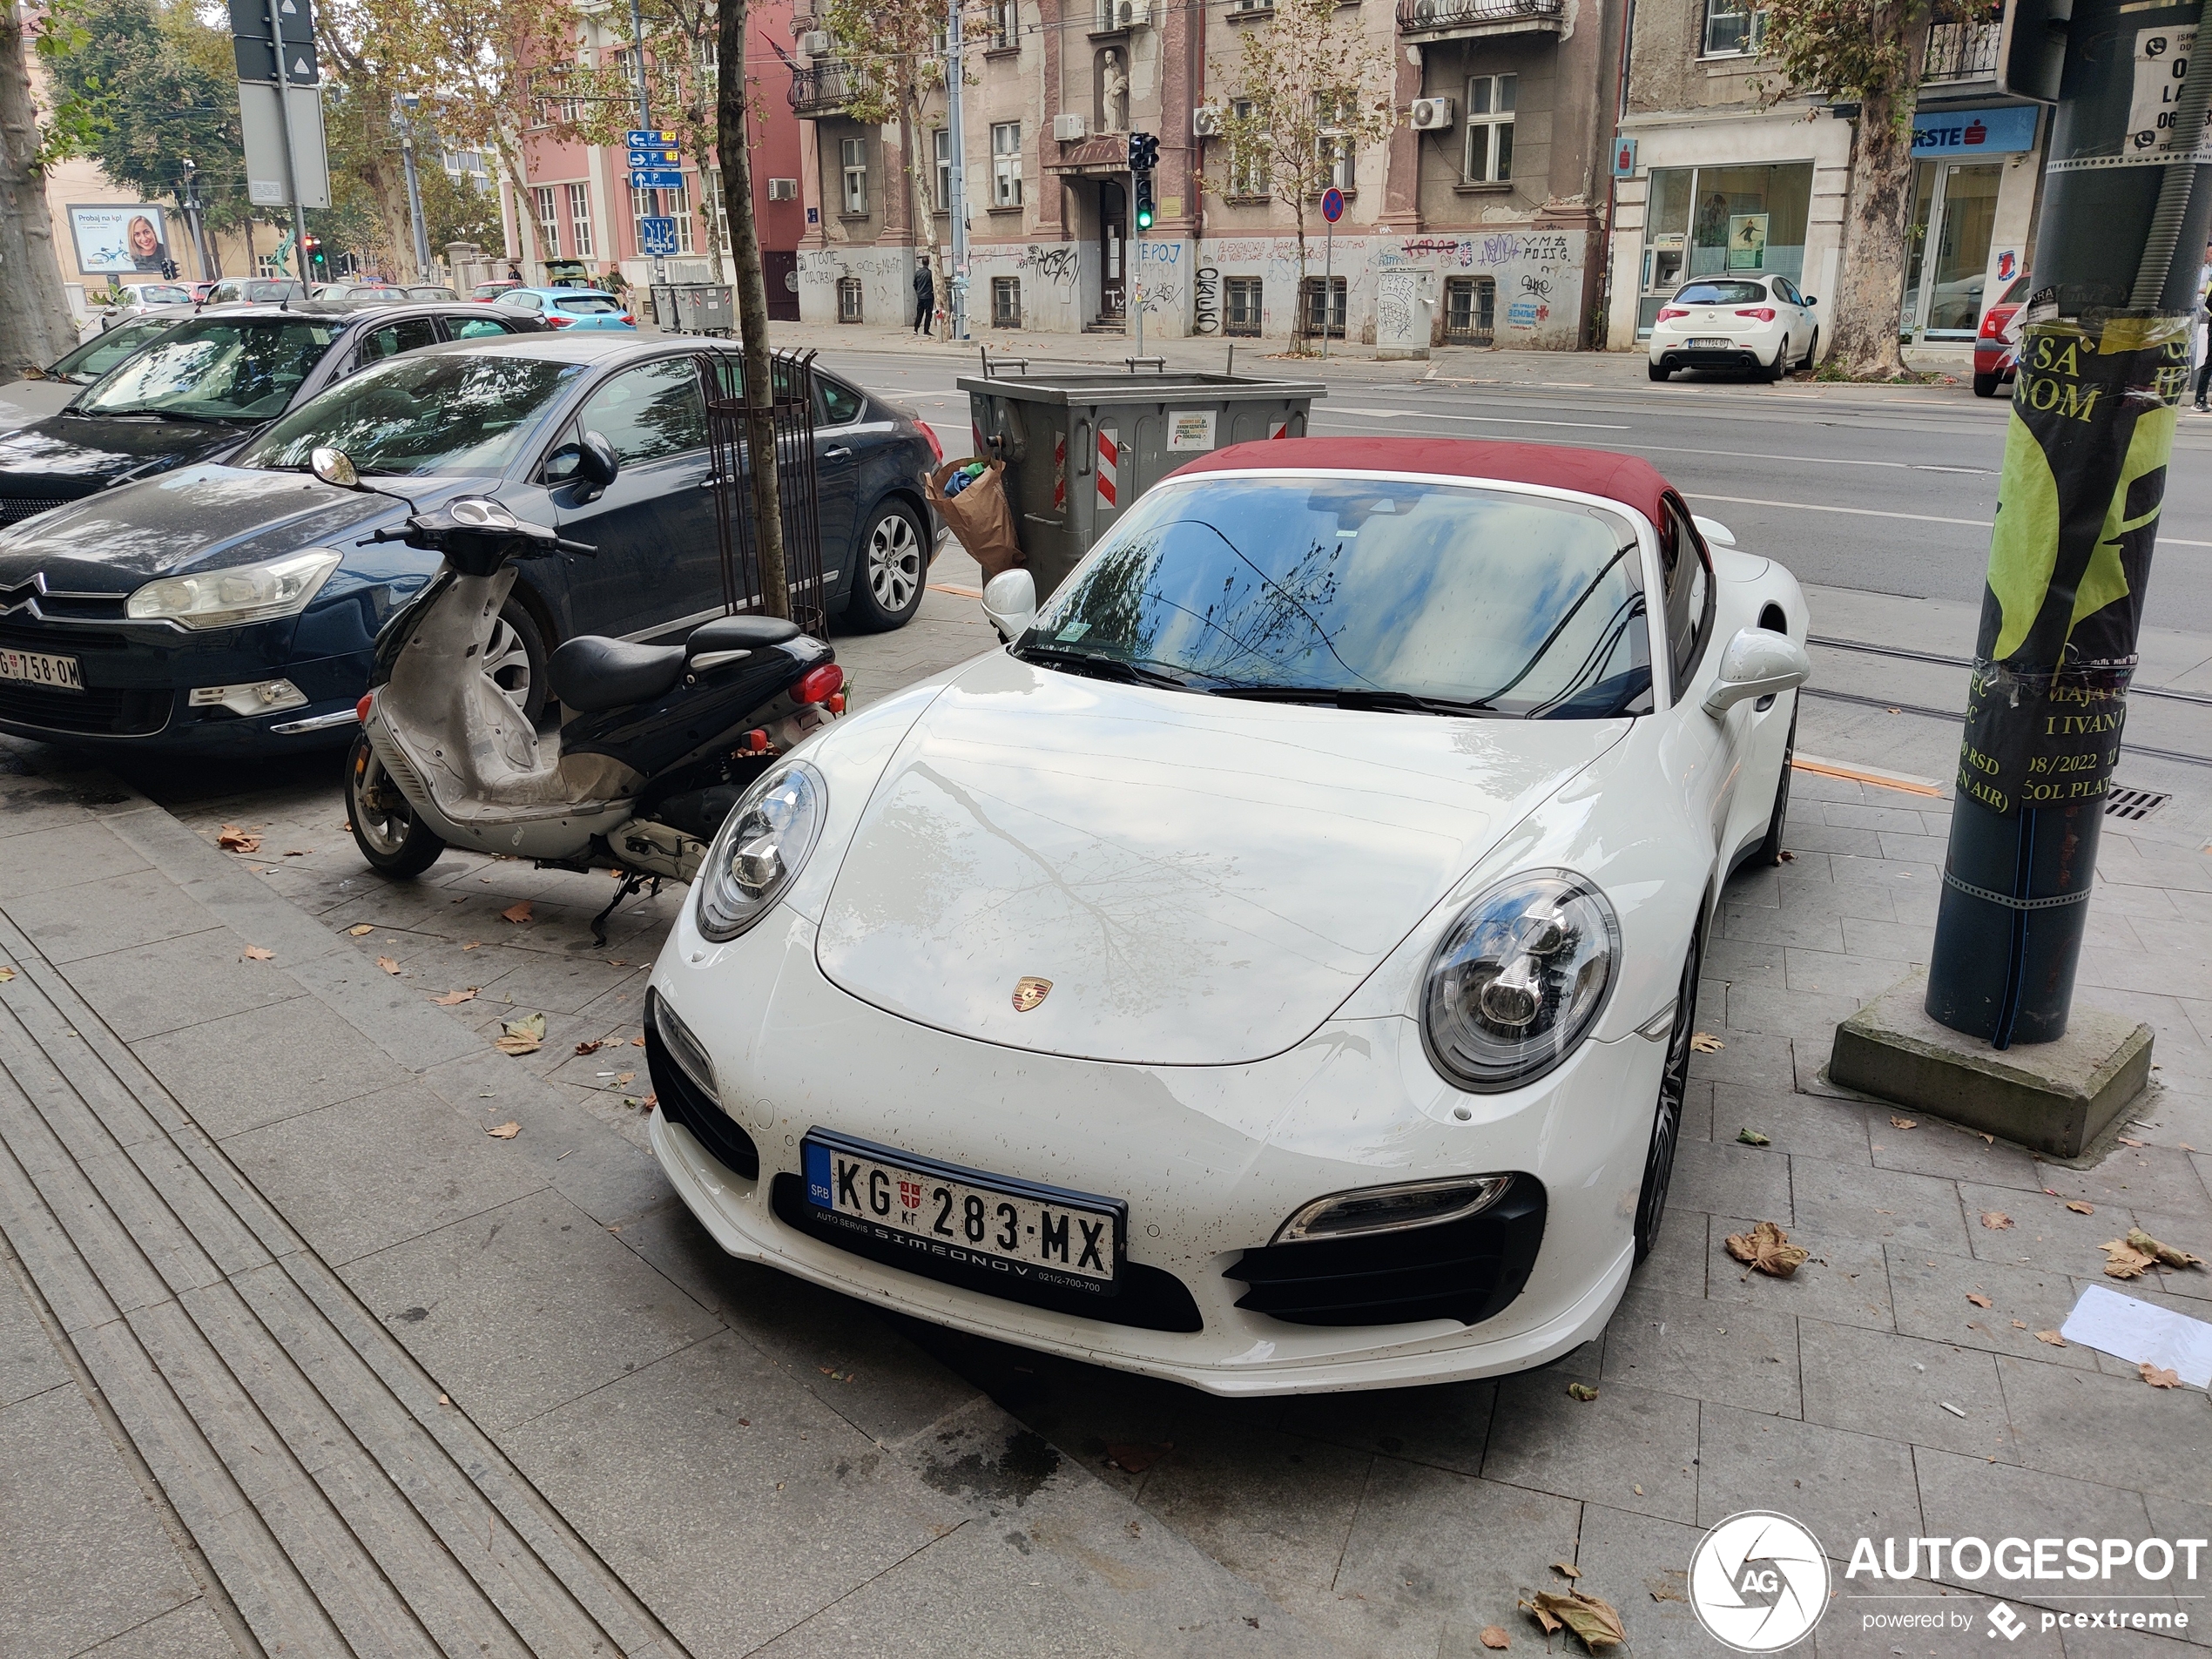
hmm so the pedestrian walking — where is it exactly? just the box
[913,257,935,338]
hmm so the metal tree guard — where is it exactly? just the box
[699,347,827,635]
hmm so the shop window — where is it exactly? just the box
[992,123,1023,206]
[1703,0,1766,56]
[837,276,864,321]
[1636,162,1811,333]
[1300,275,1346,338]
[1444,275,1494,343]
[1225,276,1263,334]
[1464,75,1515,184]
[992,276,1022,327]
[841,137,869,216]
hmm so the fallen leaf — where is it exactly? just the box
[1551,1561,1581,1580]
[501,900,533,924]
[1689,1032,1723,1053]
[217,824,262,853]
[1778,849,1795,862]
[2120,1136,2145,1148]
[2126,1227,2205,1270]
[575,1039,607,1055]
[0,966,14,983]
[1966,1293,1993,1309]
[1479,1629,1510,1651]
[1567,1381,1600,1402]
[283,847,310,857]
[462,941,482,950]
[2011,1320,2028,1329]
[1522,1589,1625,1652]
[1724,1219,1811,1278]
[376,956,401,975]
[2100,1238,2157,1278]
[1980,1211,2014,1230]
[607,958,631,968]
[2034,1329,2067,1347]
[240,945,274,961]
[431,988,478,1007]
[2140,1362,2182,1388]
[616,1071,634,1086]
[1737,1128,1770,1147]
[347,924,374,936]
[1646,1578,1688,1605]
[1105,1442,1173,1474]
[1889,1116,1917,1130]
[485,1121,521,1139]
[2067,1201,2096,1215]
[631,1035,645,1047]
[495,1011,547,1056]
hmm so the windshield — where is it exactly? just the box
[50,319,173,384]
[233,352,584,477]
[1675,281,1769,306]
[555,295,620,314]
[1021,478,1652,718]
[75,318,340,421]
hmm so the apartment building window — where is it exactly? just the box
[1224,276,1263,335]
[841,136,868,215]
[1300,274,1345,337]
[988,0,1015,49]
[693,34,718,89]
[837,275,864,320]
[1703,0,1765,56]
[992,276,1021,326]
[566,183,594,257]
[935,130,953,211]
[991,123,1022,206]
[1465,74,1515,182]
[532,186,560,257]
[1229,99,1265,196]
[1315,95,1355,192]
[701,165,732,255]
[1444,275,1494,342]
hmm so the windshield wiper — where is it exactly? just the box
[1015,643,1210,691]
[1208,685,1497,717]
[77,405,239,424]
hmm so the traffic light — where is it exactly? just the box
[1134,170,1156,231]
[1128,131,1158,231]
[303,235,325,272]
[160,259,179,280]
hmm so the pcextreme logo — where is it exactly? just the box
[1689,1512,1831,1652]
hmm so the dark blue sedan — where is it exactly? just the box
[0,335,940,753]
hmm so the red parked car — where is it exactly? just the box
[1974,273,2032,398]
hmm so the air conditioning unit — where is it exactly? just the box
[1409,96,1455,131]
[1115,0,1151,27]
[799,29,830,55]
[1192,105,1224,139]
[1052,111,1088,141]
[767,177,799,200]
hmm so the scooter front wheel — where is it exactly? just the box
[346,733,447,878]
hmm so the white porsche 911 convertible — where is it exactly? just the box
[644,438,1811,1394]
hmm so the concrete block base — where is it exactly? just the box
[1827,970,2154,1159]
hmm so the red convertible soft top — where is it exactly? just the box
[1171,437,1678,529]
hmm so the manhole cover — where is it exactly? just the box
[2105,786,2169,821]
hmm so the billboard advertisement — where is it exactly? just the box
[66,205,171,275]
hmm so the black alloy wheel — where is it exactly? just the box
[1799,328,1819,371]
[346,733,447,877]
[1634,921,1704,1263]
[1764,344,1789,383]
[1754,703,1798,868]
[846,500,928,631]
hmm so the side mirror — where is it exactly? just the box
[1800,294,1818,306]
[1703,626,1811,716]
[311,447,361,489]
[1691,514,1736,548]
[982,569,1037,643]
[577,429,618,488]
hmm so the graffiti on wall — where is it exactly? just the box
[1193,266,1220,334]
[1015,245,1080,288]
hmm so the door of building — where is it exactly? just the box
[764,250,799,321]
[1902,161,2002,340]
[1099,180,1126,320]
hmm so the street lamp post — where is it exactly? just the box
[945,0,969,341]
[395,97,433,283]
[628,0,670,297]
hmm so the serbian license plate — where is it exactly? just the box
[802,1130,1123,1291]
[1688,337,1737,348]
[0,648,83,691]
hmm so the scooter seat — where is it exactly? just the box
[548,635,687,713]
[687,615,801,657]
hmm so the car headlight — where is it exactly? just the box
[1421,870,1620,1093]
[695,759,826,941]
[125,548,341,629]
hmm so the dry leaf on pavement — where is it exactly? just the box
[575,1038,607,1055]
[2140,1362,2182,1388]
[2126,1227,2204,1270]
[1522,1589,1625,1651]
[376,956,401,975]
[2100,1238,2157,1278]
[495,1011,546,1055]
[501,900,533,924]
[1567,1382,1599,1401]
[485,1121,521,1140]
[1889,1116,1917,1130]
[616,1072,634,1085]
[2066,1200,2095,1215]
[1689,1032,1723,1053]
[1724,1220,1810,1278]
[631,1035,645,1046]
[240,945,274,961]
[0,966,15,983]
[216,824,261,853]
[1966,1293,1993,1308]
[347,924,374,936]
[2035,1330,2067,1346]
[1981,1211,2014,1230]
[1737,1128,1770,1146]
[2120,1136,2145,1148]
[1479,1629,1510,1651]
[431,988,477,1007]
[462,941,482,950]
[1551,1561,1581,1580]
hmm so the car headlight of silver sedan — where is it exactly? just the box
[695,759,826,941]
[1421,870,1620,1093]
[125,548,341,629]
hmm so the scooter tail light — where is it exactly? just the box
[739,729,770,753]
[796,664,844,705]
[1736,307,1777,321]
[355,692,374,724]
[826,691,846,715]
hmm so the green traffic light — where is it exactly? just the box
[1136,206,1154,230]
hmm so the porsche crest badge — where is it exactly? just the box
[1011,976,1053,1013]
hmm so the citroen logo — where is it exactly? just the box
[0,572,47,617]
[1011,976,1052,1013]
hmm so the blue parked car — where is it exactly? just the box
[494,288,636,330]
[0,334,939,753]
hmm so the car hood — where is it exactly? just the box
[0,380,80,432]
[0,413,253,499]
[814,651,1628,1066]
[0,463,410,590]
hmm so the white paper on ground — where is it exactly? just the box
[2059,1284,2212,1387]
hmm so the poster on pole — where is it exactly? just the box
[67,206,172,275]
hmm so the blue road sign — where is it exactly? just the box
[630,168,685,192]
[638,216,679,257]
[624,129,675,147]
[1320,185,1345,224]
[626,147,679,168]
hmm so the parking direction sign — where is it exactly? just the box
[638,216,679,257]
[624,128,676,147]
[626,146,679,169]
[234,34,319,83]
[230,0,312,42]
[630,167,685,192]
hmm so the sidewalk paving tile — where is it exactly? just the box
[1959,1182,2140,1274]
[1602,1284,1803,1417]
[1566,1502,1710,1657]
[1992,1352,2212,1506]
[1866,1116,2049,1189]
[1481,1370,1700,1522]
[1882,1248,2101,1372]
[1797,1318,2014,1461]
[1707,1215,1893,1332]
[1712,1084,1872,1166]
[1791,1155,1973,1256]
[131,997,413,1140]
[1695,1401,1924,1553]
[0,820,150,900]
[1,867,225,967]
[0,1269,67,1412]
[1670,1138,1795,1222]
[75,1599,239,1658]
[60,932,307,1044]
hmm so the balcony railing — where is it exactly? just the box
[1923,20,2000,82]
[789,59,857,117]
[1396,0,1563,36]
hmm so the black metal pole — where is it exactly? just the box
[1926,0,2212,1046]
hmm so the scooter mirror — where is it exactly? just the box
[982,569,1037,644]
[311,447,361,489]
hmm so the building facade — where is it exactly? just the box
[788,0,1622,349]
[1603,3,2046,350]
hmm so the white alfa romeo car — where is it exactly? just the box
[645,438,1811,1394]
[1648,275,1822,381]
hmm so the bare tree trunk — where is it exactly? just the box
[718,0,788,617]
[678,100,725,281]
[0,9,81,378]
[364,154,422,282]
[1825,6,1934,379]
[904,81,940,327]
